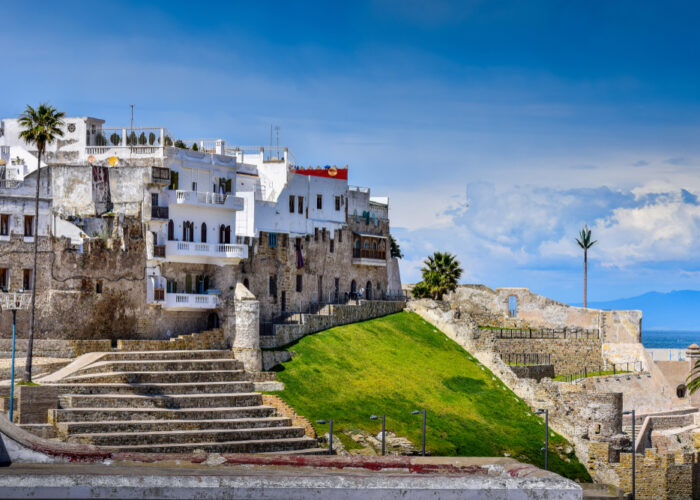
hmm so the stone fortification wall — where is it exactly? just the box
[509,364,555,381]
[260,300,404,349]
[588,443,700,499]
[0,339,111,358]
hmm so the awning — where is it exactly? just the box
[352,232,387,239]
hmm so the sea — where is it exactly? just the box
[642,330,700,349]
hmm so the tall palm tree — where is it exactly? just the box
[418,251,463,300]
[575,225,597,308]
[18,104,65,382]
[688,359,700,395]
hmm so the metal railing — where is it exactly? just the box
[353,248,386,260]
[479,327,600,340]
[500,353,552,365]
[151,206,169,219]
[560,361,645,383]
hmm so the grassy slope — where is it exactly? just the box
[271,311,590,481]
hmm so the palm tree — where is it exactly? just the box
[576,225,597,308]
[18,104,65,382]
[688,359,700,395]
[413,251,463,300]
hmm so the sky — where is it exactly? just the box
[2,1,700,305]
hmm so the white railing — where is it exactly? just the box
[349,185,370,193]
[166,240,248,263]
[171,190,243,209]
[164,292,219,310]
[85,145,163,156]
[0,146,9,156]
[647,348,688,361]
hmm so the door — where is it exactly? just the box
[318,275,323,303]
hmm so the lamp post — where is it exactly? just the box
[370,414,386,456]
[316,419,334,455]
[623,409,636,500]
[411,410,426,456]
[1,291,30,423]
[534,409,549,470]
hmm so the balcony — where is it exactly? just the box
[151,206,169,220]
[165,240,248,265]
[151,166,171,184]
[169,190,244,211]
[163,292,219,311]
[352,248,387,266]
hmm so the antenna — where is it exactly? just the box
[275,126,280,158]
[130,104,134,131]
[269,124,273,161]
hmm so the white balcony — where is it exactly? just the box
[165,240,248,265]
[163,292,219,311]
[169,190,244,211]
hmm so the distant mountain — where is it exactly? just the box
[580,290,700,331]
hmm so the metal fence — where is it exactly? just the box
[560,361,645,383]
[479,327,600,340]
[500,353,552,365]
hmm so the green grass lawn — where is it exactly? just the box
[554,370,630,382]
[270,311,590,481]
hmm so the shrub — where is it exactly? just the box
[148,132,156,145]
[109,133,121,146]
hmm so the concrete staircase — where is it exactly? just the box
[45,349,322,454]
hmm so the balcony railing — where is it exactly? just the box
[0,180,21,189]
[353,248,385,260]
[151,206,169,219]
[164,240,248,264]
[163,292,219,310]
[153,288,165,301]
[170,190,244,210]
[151,167,170,183]
[153,245,166,258]
[0,146,9,155]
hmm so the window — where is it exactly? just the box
[169,171,179,190]
[296,274,303,292]
[0,214,8,236]
[151,193,159,207]
[314,228,319,241]
[23,269,32,290]
[269,232,277,248]
[0,268,8,291]
[335,196,341,211]
[330,239,334,253]
[317,194,323,210]
[168,220,174,240]
[269,275,277,298]
[289,195,295,213]
[282,234,288,248]
[201,222,207,243]
[322,228,326,242]
[364,241,369,249]
[338,229,342,243]
[95,280,103,294]
[24,215,34,237]
[298,196,304,214]
[372,241,377,250]
[677,385,687,398]
[243,278,249,289]
[508,296,518,318]
[192,181,197,191]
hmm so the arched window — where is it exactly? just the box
[364,241,369,249]
[508,296,518,318]
[351,280,357,294]
[201,222,207,243]
[355,239,360,249]
[372,241,377,250]
[219,224,226,243]
[224,225,231,244]
[366,281,372,300]
[168,220,174,241]
[677,384,687,398]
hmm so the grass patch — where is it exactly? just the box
[271,311,590,481]
[554,370,630,382]
[16,381,39,386]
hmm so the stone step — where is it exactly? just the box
[50,406,276,423]
[48,381,255,395]
[56,417,292,436]
[75,359,244,375]
[60,392,263,409]
[103,349,233,361]
[102,436,318,454]
[69,426,307,446]
[262,447,329,455]
[61,370,248,384]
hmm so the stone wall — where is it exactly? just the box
[260,300,405,349]
[262,394,316,439]
[588,443,700,499]
[0,339,111,358]
[510,364,555,381]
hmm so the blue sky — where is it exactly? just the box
[3,1,700,304]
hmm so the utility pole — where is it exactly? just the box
[130,105,134,131]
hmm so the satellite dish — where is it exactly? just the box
[108,156,119,167]
[328,166,338,177]
[87,155,96,163]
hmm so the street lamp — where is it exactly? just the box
[411,410,426,456]
[534,409,549,470]
[370,414,386,456]
[623,409,636,500]
[316,419,334,455]
[0,290,30,423]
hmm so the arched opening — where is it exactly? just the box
[243,278,250,290]
[508,296,518,318]
[201,222,207,243]
[366,281,372,300]
[182,221,194,242]
[224,226,231,244]
[677,384,687,398]
[167,220,174,241]
[207,313,220,329]
[372,241,377,250]
[355,239,360,249]
[351,280,357,295]
[219,224,226,243]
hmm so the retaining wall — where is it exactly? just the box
[0,339,111,358]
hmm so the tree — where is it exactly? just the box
[174,139,187,149]
[138,132,147,145]
[127,131,137,145]
[688,360,700,395]
[18,103,65,382]
[390,235,403,259]
[576,225,597,308]
[109,133,121,146]
[191,142,199,151]
[412,251,463,300]
[148,132,156,145]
